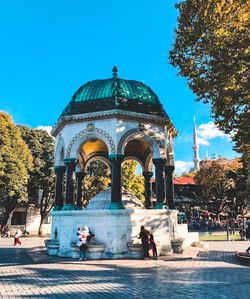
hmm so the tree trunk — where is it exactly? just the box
[0,212,11,233]
[38,215,46,236]
[0,198,17,233]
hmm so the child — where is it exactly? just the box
[79,226,90,261]
[14,227,22,246]
[149,233,157,258]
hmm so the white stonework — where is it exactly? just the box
[176,224,199,247]
[53,113,174,167]
[49,73,180,259]
[51,208,178,258]
[86,188,145,210]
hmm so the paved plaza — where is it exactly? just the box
[0,238,250,299]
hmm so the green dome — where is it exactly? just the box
[61,67,167,117]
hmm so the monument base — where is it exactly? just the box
[50,208,178,259]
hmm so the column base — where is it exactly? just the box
[53,205,63,211]
[62,204,78,211]
[154,203,169,209]
[108,202,125,210]
[144,202,153,209]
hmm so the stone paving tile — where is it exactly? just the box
[0,238,250,298]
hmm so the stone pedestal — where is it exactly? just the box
[51,208,178,258]
[171,238,184,253]
[44,239,60,256]
[128,243,143,259]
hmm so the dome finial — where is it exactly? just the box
[112,66,118,78]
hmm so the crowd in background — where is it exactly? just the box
[178,209,248,231]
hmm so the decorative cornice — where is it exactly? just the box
[117,126,165,158]
[51,109,177,137]
[66,126,116,157]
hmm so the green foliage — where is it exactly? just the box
[170,0,250,161]
[194,158,244,214]
[19,126,55,235]
[83,161,111,206]
[0,112,33,230]
[226,162,249,217]
[83,159,145,205]
[122,160,144,202]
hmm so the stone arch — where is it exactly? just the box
[84,155,111,172]
[117,128,164,159]
[66,126,116,158]
[55,135,65,166]
[123,155,145,172]
[166,134,175,166]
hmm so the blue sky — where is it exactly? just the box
[0,0,238,174]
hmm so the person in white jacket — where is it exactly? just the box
[14,227,22,246]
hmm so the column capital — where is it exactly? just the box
[165,165,175,173]
[109,154,124,162]
[64,157,78,165]
[152,158,166,167]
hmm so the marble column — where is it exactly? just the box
[153,158,167,209]
[76,171,85,209]
[165,165,175,209]
[53,166,66,211]
[62,158,78,210]
[109,154,124,209]
[143,171,153,209]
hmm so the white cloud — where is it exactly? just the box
[36,125,52,135]
[197,136,209,146]
[197,122,227,146]
[175,161,193,175]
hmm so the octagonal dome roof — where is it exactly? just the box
[61,66,167,118]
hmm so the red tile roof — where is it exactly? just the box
[173,177,196,185]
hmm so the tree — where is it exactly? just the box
[0,113,33,232]
[83,161,111,206]
[122,160,144,202]
[170,0,250,162]
[226,161,250,218]
[19,126,55,236]
[194,158,242,215]
[83,160,145,206]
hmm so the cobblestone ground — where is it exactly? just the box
[0,238,250,299]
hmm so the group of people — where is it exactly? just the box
[185,209,248,232]
[76,226,94,261]
[138,226,157,259]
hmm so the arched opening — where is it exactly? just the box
[83,159,111,207]
[121,159,145,203]
[76,139,110,207]
[122,139,153,208]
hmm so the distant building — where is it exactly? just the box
[173,177,200,210]
[0,189,51,236]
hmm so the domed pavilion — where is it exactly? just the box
[50,67,179,259]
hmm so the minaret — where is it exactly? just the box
[205,150,209,161]
[193,116,200,171]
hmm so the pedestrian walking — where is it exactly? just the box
[14,227,22,246]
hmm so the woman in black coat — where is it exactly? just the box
[139,226,150,259]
